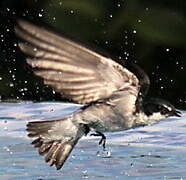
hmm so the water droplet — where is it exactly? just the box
[82,170,87,174]
[9,83,14,87]
[148,164,153,167]
[38,13,43,17]
[148,152,151,156]
[82,170,88,178]
[164,176,167,180]
[138,19,142,23]
[3,146,10,151]
[105,41,108,44]
[71,155,76,159]
[133,30,137,34]
[19,88,28,92]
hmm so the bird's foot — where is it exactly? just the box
[96,147,111,158]
[90,131,106,150]
[90,132,111,157]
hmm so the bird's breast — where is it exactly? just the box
[74,103,136,133]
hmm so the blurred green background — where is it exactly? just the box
[0,0,186,109]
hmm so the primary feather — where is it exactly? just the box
[15,20,139,104]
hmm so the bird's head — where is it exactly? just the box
[143,97,181,120]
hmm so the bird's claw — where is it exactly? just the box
[90,131,106,150]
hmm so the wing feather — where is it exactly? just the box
[35,70,96,82]
[15,20,139,104]
[26,58,95,75]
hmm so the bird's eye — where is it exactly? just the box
[159,106,169,115]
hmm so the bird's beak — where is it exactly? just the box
[173,110,182,117]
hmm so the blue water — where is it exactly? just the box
[0,102,186,180]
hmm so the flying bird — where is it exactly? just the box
[15,20,181,170]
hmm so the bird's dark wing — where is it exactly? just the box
[15,20,139,104]
[125,62,150,97]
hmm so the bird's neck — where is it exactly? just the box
[146,112,167,122]
[134,111,166,127]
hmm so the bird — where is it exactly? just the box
[15,19,181,170]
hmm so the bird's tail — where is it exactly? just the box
[26,117,85,170]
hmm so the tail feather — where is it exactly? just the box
[31,137,43,148]
[45,142,60,163]
[27,120,60,137]
[56,143,75,170]
[38,142,52,155]
[26,118,85,170]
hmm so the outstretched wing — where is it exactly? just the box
[15,20,139,104]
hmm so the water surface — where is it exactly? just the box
[0,102,186,180]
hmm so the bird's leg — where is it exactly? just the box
[84,124,90,136]
[91,131,106,150]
